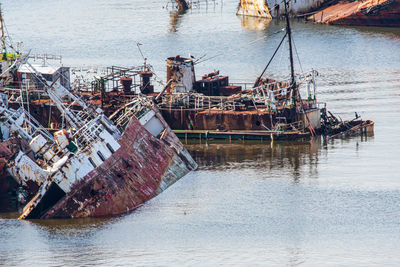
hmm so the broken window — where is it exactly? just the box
[97,151,105,162]
[88,157,96,168]
[106,143,115,153]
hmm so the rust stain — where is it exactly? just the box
[308,0,400,27]
[36,109,196,219]
[237,0,272,19]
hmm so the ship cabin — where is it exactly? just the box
[15,64,70,90]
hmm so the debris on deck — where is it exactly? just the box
[156,55,322,140]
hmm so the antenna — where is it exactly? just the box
[137,42,146,60]
[136,42,148,70]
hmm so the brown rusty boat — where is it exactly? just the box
[151,0,374,141]
[308,0,400,27]
[0,58,197,219]
[0,1,373,146]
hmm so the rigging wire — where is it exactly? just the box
[254,32,288,87]
[292,35,304,74]
[277,32,287,71]
[2,14,18,54]
[195,28,286,65]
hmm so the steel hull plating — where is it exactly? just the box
[25,115,196,219]
[160,107,319,132]
[308,0,400,27]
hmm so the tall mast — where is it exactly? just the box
[0,4,7,60]
[283,0,296,107]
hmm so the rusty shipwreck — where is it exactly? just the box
[0,57,197,219]
[0,1,373,145]
[0,5,198,217]
[151,0,374,141]
[307,0,400,27]
[237,0,399,27]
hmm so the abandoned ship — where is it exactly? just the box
[0,58,197,219]
[236,0,400,27]
[0,7,197,218]
[307,0,400,27]
[0,0,373,143]
[0,0,375,216]
[155,1,374,141]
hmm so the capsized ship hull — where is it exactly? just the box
[40,114,195,219]
[19,102,197,220]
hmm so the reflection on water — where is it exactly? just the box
[169,9,187,33]
[186,139,320,172]
[30,217,114,234]
[344,24,400,39]
[185,135,374,181]
[237,15,271,31]
[1,0,399,265]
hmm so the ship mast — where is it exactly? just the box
[283,0,297,108]
[0,4,6,59]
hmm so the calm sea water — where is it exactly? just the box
[1,0,400,266]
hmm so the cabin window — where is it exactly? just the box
[43,74,53,82]
[97,151,106,162]
[88,157,96,168]
[106,143,115,153]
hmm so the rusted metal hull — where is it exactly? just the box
[308,0,400,27]
[0,138,38,205]
[23,110,196,219]
[237,0,272,18]
[238,0,326,18]
[0,140,23,211]
[160,108,296,131]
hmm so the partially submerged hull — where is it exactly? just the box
[20,106,197,219]
[308,0,400,27]
[160,106,320,132]
[237,0,327,18]
[328,120,374,139]
[40,116,195,219]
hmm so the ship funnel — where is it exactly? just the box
[166,55,195,94]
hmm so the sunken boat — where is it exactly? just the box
[0,6,196,217]
[237,0,399,27]
[150,1,374,141]
[0,9,373,144]
[0,59,197,219]
[307,0,400,27]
